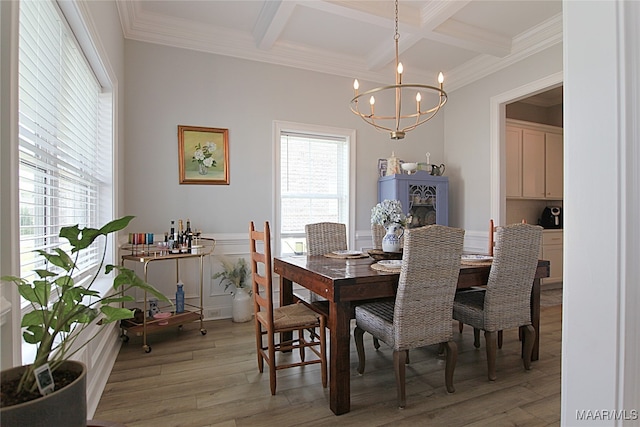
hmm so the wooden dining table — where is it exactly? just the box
[273,254,550,415]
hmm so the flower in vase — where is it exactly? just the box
[371,199,407,227]
[192,141,217,170]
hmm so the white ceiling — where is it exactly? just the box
[116,0,563,92]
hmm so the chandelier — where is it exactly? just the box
[350,0,447,140]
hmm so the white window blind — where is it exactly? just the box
[279,130,350,254]
[18,0,104,284]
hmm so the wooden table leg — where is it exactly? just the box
[329,300,351,415]
[529,278,541,361]
[280,275,293,344]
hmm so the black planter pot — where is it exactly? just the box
[1,360,87,427]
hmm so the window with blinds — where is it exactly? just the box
[277,127,353,255]
[18,1,109,288]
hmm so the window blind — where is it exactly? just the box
[280,131,349,237]
[18,0,103,282]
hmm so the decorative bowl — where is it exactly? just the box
[367,249,403,261]
[153,312,172,325]
[401,162,418,174]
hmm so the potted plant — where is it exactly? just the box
[1,216,170,427]
[212,258,252,322]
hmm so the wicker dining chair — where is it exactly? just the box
[354,225,465,408]
[305,222,347,255]
[453,222,542,381]
[459,218,528,349]
[249,221,327,395]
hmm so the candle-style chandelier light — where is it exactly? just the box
[350,0,447,140]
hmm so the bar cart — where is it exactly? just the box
[119,239,214,353]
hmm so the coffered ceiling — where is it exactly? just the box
[117,0,562,91]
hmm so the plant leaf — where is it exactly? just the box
[100,306,135,323]
[111,266,171,303]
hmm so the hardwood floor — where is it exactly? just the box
[94,301,561,427]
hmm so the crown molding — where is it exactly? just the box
[116,3,562,92]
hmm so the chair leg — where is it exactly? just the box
[373,336,381,350]
[354,326,366,374]
[255,320,264,373]
[473,328,481,348]
[484,330,497,381]
[458,321,464,333]
[498,330,503,349]
[319,317,327,388]
[522,324,536,371]
[393,350,408,408]
[267,329,277,394]
[298,329,305,362]
[442,340,457,393]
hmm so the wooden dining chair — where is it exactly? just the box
[249,221,327,395]
[354,225,465,408]
[453,223,542,381]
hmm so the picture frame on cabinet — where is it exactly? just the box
[178,125,230,185]
[378,158,387,177]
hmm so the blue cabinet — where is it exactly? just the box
[378,171,449,227]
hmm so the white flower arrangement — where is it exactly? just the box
[371,199,407,227]
[192,141,217,169]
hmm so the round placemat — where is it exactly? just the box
[324,252,369,259]
[370,262,402,273]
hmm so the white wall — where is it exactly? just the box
[122,39,446,312]
[562,0,640,424]
[443,44,563,234]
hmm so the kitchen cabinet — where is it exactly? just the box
[541,230,563,285]
[506,120,563,200]
[378,171,448,227]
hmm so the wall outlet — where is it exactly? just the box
[206,309,221,318]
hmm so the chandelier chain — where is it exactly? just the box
[349,0,447,140]
[394,0,399,41]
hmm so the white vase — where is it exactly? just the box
[232,287,253,323]
[382,222,404,253]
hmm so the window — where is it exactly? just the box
[274,121,356,256]
[18,1,113,361]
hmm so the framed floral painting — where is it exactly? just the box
[178,125,229,185]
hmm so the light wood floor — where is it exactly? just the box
[94,301,561,427]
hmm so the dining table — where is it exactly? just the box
[273,254,550,415]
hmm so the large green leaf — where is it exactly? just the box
[23,325,45,344]
[100,306,135,323]
[36,249,74,272]
[99,216,134,234]
[22,310,50,328]
[110,266,171,304]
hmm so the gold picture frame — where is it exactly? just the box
[178,125,229,185]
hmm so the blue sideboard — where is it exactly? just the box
[378,171,449,227]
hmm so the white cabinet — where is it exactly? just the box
[545,132,563,198]
[505,126,522,197]
[541,230,563,285]
[506,120,563,200]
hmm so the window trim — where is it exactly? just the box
[273,121,356,257]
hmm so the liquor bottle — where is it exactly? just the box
[168,220,176,251]
[177,219,184,249]
[175,281,185,314]
[185,219,193,252]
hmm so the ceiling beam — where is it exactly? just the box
[253,0,297,51]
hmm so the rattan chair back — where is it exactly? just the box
[305,222,347,255]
